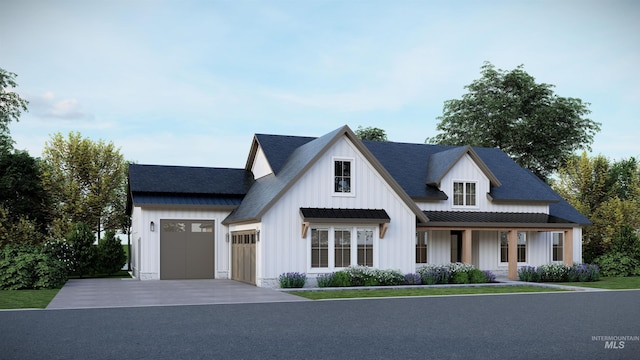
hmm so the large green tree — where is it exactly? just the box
[428,62,600,180]
[554,153,640,262]
[42,132,129,239]
[0,68,29,153]
[355,126,388,142]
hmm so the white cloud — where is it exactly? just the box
[27,91,93,121]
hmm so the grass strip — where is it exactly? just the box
[0,289,60,309]
[558,276,640,290]
[291,285,565,300]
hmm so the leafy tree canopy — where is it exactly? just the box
[42,132,129,239]
[355,126,388,142]
[428,62,600,180]
[0,68,29,153]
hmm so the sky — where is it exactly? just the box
[1,0,639,168]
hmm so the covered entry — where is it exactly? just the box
[160,220,215,280]
[231,231,256,284]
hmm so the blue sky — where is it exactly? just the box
[1,0,638,168]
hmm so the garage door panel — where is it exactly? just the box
[231,232,256,285]
[161,220,214,280]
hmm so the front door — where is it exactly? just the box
[451,231,462,263]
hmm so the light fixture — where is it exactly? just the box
[150,221,155,232]
[256,229,260,241]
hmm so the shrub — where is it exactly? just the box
[518,266,539,282]
[43,238,76,273]
[596,252,640,277]
[468,269,486,284]
[537,263,570,282]
[567,263,600,282]
[316,273,334,288]
[278,272,306,288]
[417,265,452,284]
[403,273,422,285]
[97,231,126,275]
[66,223,97,277]
[330,270,351,287]
[344,266,376,286]
[451,271,469,284]
[0,244,67,290]
[483,270,496,283]
[375,269,404,286]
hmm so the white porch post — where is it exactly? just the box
[508,230,518,280]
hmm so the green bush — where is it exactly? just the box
[316,273,333,287]
[0,244,67,290]
[537,264,570,282]
[596,252,640,277]
[375,269,405,286]
[330,271,351,287]
[451,271,469,284]
[518,266,539,282]
[98,231,126,275]
[43,238,75,273]
[468,268,486,283]
[66,223,97,277]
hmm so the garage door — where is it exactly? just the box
[160,220,215,280]
[231,231,256,284]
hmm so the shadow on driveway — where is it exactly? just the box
[46,279,308,310]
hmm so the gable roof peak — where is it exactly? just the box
[426,145,502,187]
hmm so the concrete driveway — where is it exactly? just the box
[46,278,308,310]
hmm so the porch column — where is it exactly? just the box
[564,229,574,266]
[508,230,518,280]
[462,230,472,264]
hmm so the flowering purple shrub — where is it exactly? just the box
[567,263,600,282]
[403,273,422,285]
[520,264,600,282]
[483,270,496,283]
[278,272,306,288]
[518,266,538,282]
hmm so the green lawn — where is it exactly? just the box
[291,285,565,300]
[558,276,640,289]
[0,289,60,309]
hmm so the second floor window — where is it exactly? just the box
[453,181,477,206]
[334,159,352,193]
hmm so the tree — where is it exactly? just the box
[97,230,126,275]
[42,132,128,239]
[0,68,29,153]
[428,62,600,180]
[0,150,52,235]
[355,126,388,142]
[554,153,640,262]
[66,222,97,277]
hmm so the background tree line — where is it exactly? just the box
[0,68,128,289]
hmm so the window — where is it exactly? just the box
[311,228,328,268]
[416,231,428,264]
[357,228,374,266]
[334,159,352,193]
[499,231,527,263]
[310,226,375,269]
[453,181,476,206]
[334,228,351,268]
[552,232,563,262]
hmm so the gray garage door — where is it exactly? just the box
[160,220,215,280]
[231,231,256,285]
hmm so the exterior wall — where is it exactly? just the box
[251,146,273,179]
[130,206,232,280]
[416,154,549,214]
[259,137,417,287]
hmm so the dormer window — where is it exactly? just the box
[333,158,353,195]
[453,181,477,207]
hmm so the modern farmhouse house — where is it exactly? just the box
[126,125,590,287]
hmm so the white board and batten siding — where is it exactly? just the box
[130,206,232,280]
[258,137,418,287]
[250,145,273,180]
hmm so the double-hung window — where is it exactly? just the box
[499,231,527,263]
[311,228,329,268]
[310,226,375,269]
[416,231,428,264]
[453,181,477,207]
[334,158,353,195]
[552,232,563,262]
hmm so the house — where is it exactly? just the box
[126,125,590,287]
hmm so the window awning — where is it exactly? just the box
[300,208,390,238]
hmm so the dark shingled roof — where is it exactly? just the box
[422,211,573,227]
[300,208,390,222]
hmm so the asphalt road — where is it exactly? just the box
[1,291,639,359]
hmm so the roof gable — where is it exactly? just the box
[426,146,501,187]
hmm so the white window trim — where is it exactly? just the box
[498,231,529,267]
[307,224,377,273]
[451,180,479,209]
[332,157,356,197]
